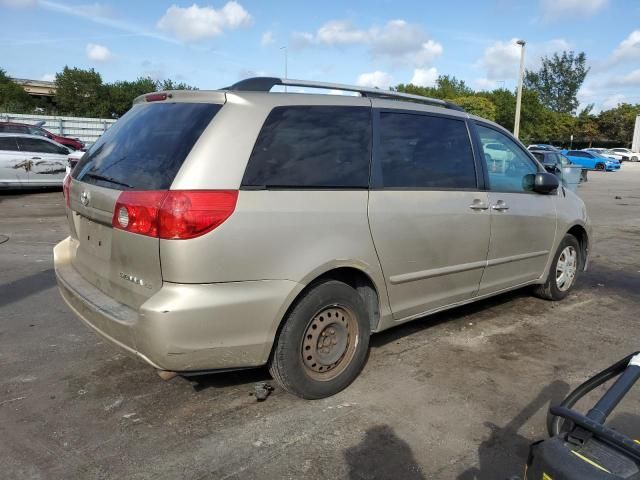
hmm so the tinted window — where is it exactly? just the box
[0,124,27,134]
[377,112,476,189]
[0,137,19,151]
[74,102,220,190]
[568,151,586,158]
[477,124,537,193]
[531,152,545,163]
[18,137,63,154]
[242,106,371,188]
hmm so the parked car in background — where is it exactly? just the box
[528,144,559,151]
[54,77,591,399]
[65,149,84,177]
[583,148,617,160]
[0,133,71,188]
[606,148,639,162]
[530,149,585,192]
[563,149,620,171]
[0,121,85,151]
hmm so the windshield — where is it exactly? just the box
[73,102,221,190]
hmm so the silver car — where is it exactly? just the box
[0,133,71,188]
[54,77,591,399]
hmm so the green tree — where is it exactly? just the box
[103,77,157,117]
[449,96,496,121]
[55,66,104,116]
[156,79,198,91]
[395,75,473,100]
[524,51,589,114]
[597,103,640,146]
[0,68,34,113]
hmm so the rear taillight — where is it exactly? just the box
[111,190,238,240]
[63,175,71,208]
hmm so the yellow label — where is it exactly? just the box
[542,474,553,480]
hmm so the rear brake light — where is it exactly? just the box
[63,175,71,208]
[145,93,168,102]
[111,190,238,240]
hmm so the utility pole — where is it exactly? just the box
[280,46,288,92]
[514,39,526,138]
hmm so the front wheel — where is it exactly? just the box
[533,234,581,301]
[595,163,605,171]
[269,280,370,399]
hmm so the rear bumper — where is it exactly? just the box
[54,237,302,372]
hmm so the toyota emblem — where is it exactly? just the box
[80,191,90,207]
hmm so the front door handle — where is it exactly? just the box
[491,200,509,211]
[469,199,489,210]
[31,156,42,160]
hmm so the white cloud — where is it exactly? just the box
[410,67,438,87]
[602,93,625,109]
[293,19,442,67]
[605,69,640,87]
[541,0,608,19]
[612,30,640,63]
[356,71,393,89]
[75,2,113,18]
[40,73,55,82]
[477,38,521,80]
[261,30,274,46]
[475,78,499,90]
[0,0,36,7]
[316,20,368,45]
[86,43,112,62]
[476,38,569,81]
[157,1,252,42]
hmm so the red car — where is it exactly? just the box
[0,121,84,150]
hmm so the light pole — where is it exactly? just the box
[280,46,288,92]
[513,39,526,138]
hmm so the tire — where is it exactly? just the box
[533,234,581,301]
[269,280,370,399]
[595,163,605,171]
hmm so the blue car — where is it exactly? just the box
[561,150,620,171]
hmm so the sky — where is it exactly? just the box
[1,0,639,111]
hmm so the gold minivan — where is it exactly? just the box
[54,77,590,399]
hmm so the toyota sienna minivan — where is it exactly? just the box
[54,77,591,399]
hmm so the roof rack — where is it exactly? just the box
[224,77,465,112]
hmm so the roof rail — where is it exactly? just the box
[224,77,465,112]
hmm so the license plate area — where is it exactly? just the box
[77,216,112,261]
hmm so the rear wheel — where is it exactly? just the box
[269,280,370,399]
[533,234,581,301]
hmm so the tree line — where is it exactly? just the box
[0,66,196,119]
[1,51,639,148]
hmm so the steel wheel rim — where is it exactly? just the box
[556,246,577,292]
[301,305,359,381]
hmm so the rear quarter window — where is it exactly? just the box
[73,102,221,190]
[242,106,371,188]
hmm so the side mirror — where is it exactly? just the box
[532,172,559,194]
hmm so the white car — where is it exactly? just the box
[0,133,71,188]
[606,148,639,162]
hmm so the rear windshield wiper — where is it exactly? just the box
[82,173,133,189]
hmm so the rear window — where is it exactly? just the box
[242,106,371,188]
[531,152,545,162]
[73,102,221,190]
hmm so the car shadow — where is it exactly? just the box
[456,380,570,480]
[578,260,640,301]
[0,268,56,308]
[185,366,272,393]
[344,424,426,480]
[370,288,530,349]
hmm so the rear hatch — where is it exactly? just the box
[67,97,223,309]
